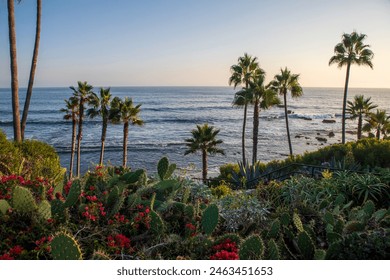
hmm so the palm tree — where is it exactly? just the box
[87,88,113,165]
[329,31,374,144]
[249,74,281,165]
[60,96,79,178]
[363,110,390,140]
[21,0,41,140]
[347,95,377,140]
[7,0,22,142]
[70,81,94,177]
[184,124,225,184]
[229,53,260,165]
[269,67,303,156]
[110,97,144,168]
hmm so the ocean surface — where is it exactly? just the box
[0,87,389,177]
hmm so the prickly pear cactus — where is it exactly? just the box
[267,219,280,239]
[297,231,315,259]
[201,204,219,235]
[280,212,291,226]
[51,232,82,260]
[0,199,11,215]
[150,210,165,235]
[121,169,145,184]
[293,212,304,232]
[157,157,176,180]
[267,239,280,260]
[51,199,66,223]
[157,157,169,180]
[63,180,81,208]
[362,200,375,217]
[12,185,37,214]
[344,221,365,234]
[239,234,264,260]
[314,249,326,260]
[37,200,52,221]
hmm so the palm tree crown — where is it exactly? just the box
[329,31,374,144]
[347,95,377,140]
[269,67,303,156]
[363,109,390,140]
[87,87,113,165]
[229,53,261,165]
[184,124,224,183]
[110,97,144,167]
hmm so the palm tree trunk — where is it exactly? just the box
[76,102,84,177]
[123,122,129,168]
[69,118,77,178]
[357,114,362,140]
[7,0,22,143]
[21,0,41,140]
[284,93,293,156]
[342,63,351,144]
[99,119,108,165]
[242,103,248,165]
[252,99,259,165]
[376,127,380,140]
[202,149,207,184]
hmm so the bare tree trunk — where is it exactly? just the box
[69,118,76,178]
[342,63,351,144]
[202,149,207,184]
[357,114,362,140]
[252,99,259,166]
[123,122,129,168]
[99,119,108,165]
[242,103,247,165]
[284,93,293,156]
[21,0,41,140]
[76,102,84,177]
[7,0,21,142]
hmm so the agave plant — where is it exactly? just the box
[231,161,263,189]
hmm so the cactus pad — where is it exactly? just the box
[157,157,169,180]
[63,180,81,208]
[0,199,11,215]
[297,231,315,259]
[239,234,264,260]
[37,200,52,221]
[51,232,82,260]
[293,212,304,232]
[267,239,280,260]
[150,210,165,235]
[201,204,219,235]
[12,185,37,214]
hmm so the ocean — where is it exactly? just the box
[0,87,389,177]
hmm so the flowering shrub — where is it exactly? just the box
[107,234,132,254]
[210,239,239,260]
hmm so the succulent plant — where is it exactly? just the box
[12,185,37,214]
[51,232,82,260]
[63,180,81,208]
[201,204,219,235]
[267,239,280,260]
[157,157,176,180]
[0,199,11,216]
[239,234,264,260]
[297,230,315,259]
[37,200,52,221]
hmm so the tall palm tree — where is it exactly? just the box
[347,95,377,140]
[21,0,41,140]
[7,0,22,142]
[363,110,390,140]
[184,124,225,184]
[87,88,113,165]
[329,31,374,144]
[70,81,94,177]
[269,67,303,156]
[60,96,79,178]
[110,97,144,168]
[229,53,260,165]
[249,74,280,165]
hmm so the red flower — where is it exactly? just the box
[9,245,23,256]
[0,253,14,260]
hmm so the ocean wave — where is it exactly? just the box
[289,113,336,120]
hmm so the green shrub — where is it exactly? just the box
[0,130,64,183]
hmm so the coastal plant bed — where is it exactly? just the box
[1,157,389,260]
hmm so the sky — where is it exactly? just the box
[0,0,390,88]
